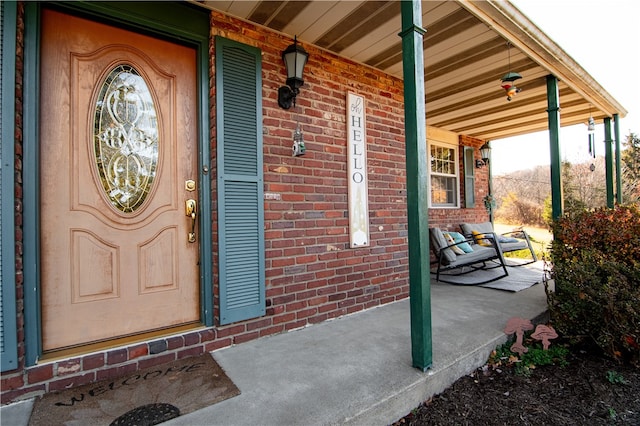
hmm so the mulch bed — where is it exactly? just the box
[395,342,640,425]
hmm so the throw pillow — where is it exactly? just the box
[472,230,492,247]
[430,228,456,264]
[447,231,474,253]
[498,235,519,243]
[443,232,465,255]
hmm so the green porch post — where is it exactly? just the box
[400,0,432,371]
[604,117,614,207]
[614,113,622,204]
[546,75,563,220]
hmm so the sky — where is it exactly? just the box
[490,0,639,175]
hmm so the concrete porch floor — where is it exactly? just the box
[2,268,550,426]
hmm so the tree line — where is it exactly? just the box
[493,133,640,227]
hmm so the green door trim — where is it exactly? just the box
[22,1,212,366]
[1,0,19,372]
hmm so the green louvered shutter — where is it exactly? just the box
[216,37,265,325]
[1,0,18,372]
[463,146,476,208]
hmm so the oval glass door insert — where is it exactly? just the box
[94,64,159,213]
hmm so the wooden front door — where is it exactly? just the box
[40,9,200,351]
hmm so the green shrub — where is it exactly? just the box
[606,370,628,385]
[548,204,640,366]
[521,344,569,368]
[488,338,569,377]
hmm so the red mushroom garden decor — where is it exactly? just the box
[504,317,534,355]
[531,324,558,350]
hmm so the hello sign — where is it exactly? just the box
[347,92,370,248]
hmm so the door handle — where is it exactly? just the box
[185,199,197,243]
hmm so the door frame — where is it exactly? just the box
[23,1,212,366]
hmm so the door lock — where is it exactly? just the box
[185,199,197,243]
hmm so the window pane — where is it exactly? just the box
[431,145,455,175]
[431,176,457,205]
[430,142,458,207]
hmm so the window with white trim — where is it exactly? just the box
[429,141,460,208]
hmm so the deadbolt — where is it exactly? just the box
[185,180,196,191]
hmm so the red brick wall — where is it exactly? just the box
[208,10,411,332]
[2,8,490,404]
[3,1,27,405]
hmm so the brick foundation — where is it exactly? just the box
[1,329,217,404]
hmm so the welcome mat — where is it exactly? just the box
[29,354,240,426]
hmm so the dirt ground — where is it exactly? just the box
[393,341,640,425]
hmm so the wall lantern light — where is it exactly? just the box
[278,36,309,110]
[500,43,522,101]
[476,142,491,168]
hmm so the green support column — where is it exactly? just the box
[614,113,622,204]
[546,75,563,220]
[604,117,614,208]
[400,0,432,371]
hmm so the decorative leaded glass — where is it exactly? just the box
[94,64,158,213]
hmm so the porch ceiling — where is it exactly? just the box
[196,0,627,141]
